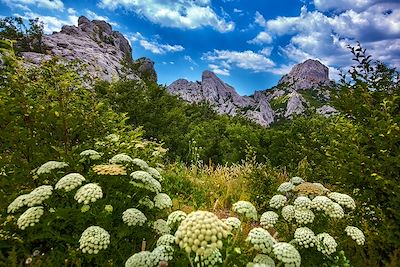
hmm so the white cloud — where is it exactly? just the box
[184,55,198,66]
[2,0,64,10]
[67,8,76,14]
[233,8,243,13]
[260,47,273,56]
[313,0,397,12]
[15,12,78,33]
[128,32,184,55]
[85,10,118,27]
[208,64,230,76]
[98,0,235,32]
[248,31,273,45]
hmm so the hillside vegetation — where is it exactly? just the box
[0,25,400,267]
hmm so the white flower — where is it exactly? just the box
[253,254,275,266]
[311,196,334,213]
[293,196,311,209]
[7,194,29,213]
[55,173,85,192]
[294,208,315,225]
[316,233,337,255]
[17,206,44,230]
[36,161,68,175]
[105,133,119,142]
[175,211,229,256]
[328,192,356,210]
[273,242,301,267]
[327,203,345,219]
[290,177,304,185]
[281,205,295,222]
[260,211,279,229]
[145,167,163,182]
[74,183,103,204]
[157,234,176,247]
[345,226,365,245]
[26,185,53,207]
[139,196,155,209]
[232,201,258,220]
[277,182,294,193]
[122,208,147,226]
[132,158,149,169]
[154,193,172,209]
[167,211,187,229]
[152,245,174,265]
[153,219,171,235]
[194,248,222,266]
[294,227,316,248]
[246,228,276,254]
[109,153,134,164]
[269,195,287,209]
[79,226,110,254]
[79,150,101,160]
[222,217,241,230]
[130,171,161,193]
[125,251,154,267]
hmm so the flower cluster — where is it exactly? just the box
[125,251,154,267]
[277,182,294,193]
[167,210,187,229]
[194,248,223,266]
[93,164,127,176]
[345,226,365,245]
[74,183,103,204]
[153,219,171,235]
[55,173,85,192]
[26,185,53,207]
[36,161,68,175]
[290,176,304,185]
[246,228,276,254]
[260,211,279,229]
[294,208,315,224]
[175,211,229,255]
[157,234,176,247]
[7,194,29,213]
[109,153,133,164]
[293,182,328,196]
[311,196,334,213]
[105,133,119,142]
[79,149,101,160]
[222,217,241,230]
[232,201,258,220]
[316,233,337,255]
[253,254,275,266]
[153,245,174,265]
[269,195,287,209]
[130,171,161,193]
[293,196,311,209]
[145,167,163,182]
[139,196,155,209]
[273,242,301,267]
[281,205,295,222]
[79,226,110,254]
[327,203,345,219]
[294,227,316,248]
[328,192,356,210]
[154,193,172,209]
[17,207,44,230]
[132,158,149,169]
[122,208,147,226]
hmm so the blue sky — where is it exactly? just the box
[0,0,399,95]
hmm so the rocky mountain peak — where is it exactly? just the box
[278,59,331,90]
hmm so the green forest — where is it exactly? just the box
[0,17,400,267]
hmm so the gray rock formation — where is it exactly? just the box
[21,16,155,82]
[284,91,307,118]
[316,105,339,117]
[278,59,331,90]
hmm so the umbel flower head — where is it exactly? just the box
[294,227,316,248]
[293,182,329,196]
[175,211,229,255]
[327,203,345,219]
[109,153,134,164]
[269,195,287,209]
[294,208,315,225]
[232,201,258,220]
[253,254,276,266]
[260,211,279,229]
[222,217,241,230]
[246,228,276,254]
[79,226,110,254]
[7,194,29,213]
[290,177,305,185]
[316,233,337,255]
[157,234,176,247]
[293,196,311,209]
[152,245,174,265]
[93,164,127,176]
[122,208,147,226]
[139,196,155,209]
[281,205,295,222]
[125,251,154,267]
[17,206,44,230]
[273,242,301,267]
[55,173,85,192]
[26,185,53,207]
[154,193,172,209]
[194,248,223,266]
[345,226,365,245]
[328,192,356,210]
[79,149,101,160]
[153,219,171,235]
[167,210,187,229]
[74,183,103,204]
[36,161,68,175]
[132,158,149,169]
[311,196,334,213]
[145,166,163,182]
[277,182,295,193]
[130,171,161,193]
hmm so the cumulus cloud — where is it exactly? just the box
[2,0,64,10]
[85,10,118,27]
[98,0,235,32]
[313,0,399,12]
[248,31,273,45]
[128,32,184,55]
[208,64,230,76]
[14,12,77,33]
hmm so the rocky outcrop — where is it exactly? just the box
[278,59,331,90]
[21,16,155,82]
[316,105,339,117]
[284,91,307,118]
